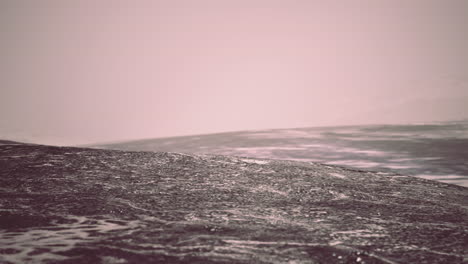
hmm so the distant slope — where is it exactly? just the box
[1,143,467,263]
[95,121,468,187]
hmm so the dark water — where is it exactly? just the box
[98,120,468,187]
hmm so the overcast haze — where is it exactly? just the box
[1,0,467,145]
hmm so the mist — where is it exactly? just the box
[1,0,467,145]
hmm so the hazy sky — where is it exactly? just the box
[1,0,467,145]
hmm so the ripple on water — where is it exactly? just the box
[0,215,140,263]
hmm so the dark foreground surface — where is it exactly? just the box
[1,143,467,263]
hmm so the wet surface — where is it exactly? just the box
[0,216,139,263]
[1,143,467,263]
[96,120,468,187]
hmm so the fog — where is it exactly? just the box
[1,0,467,145]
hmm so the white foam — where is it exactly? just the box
[326,160,381,168]
[329,173,346,179]
[240,158,269,165]
[386,164,416,169]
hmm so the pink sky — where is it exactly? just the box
[1,0,467,145]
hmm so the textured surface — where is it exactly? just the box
[0,143,467,263]
[95,121,468,187]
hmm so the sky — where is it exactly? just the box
[1,0,467,145]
